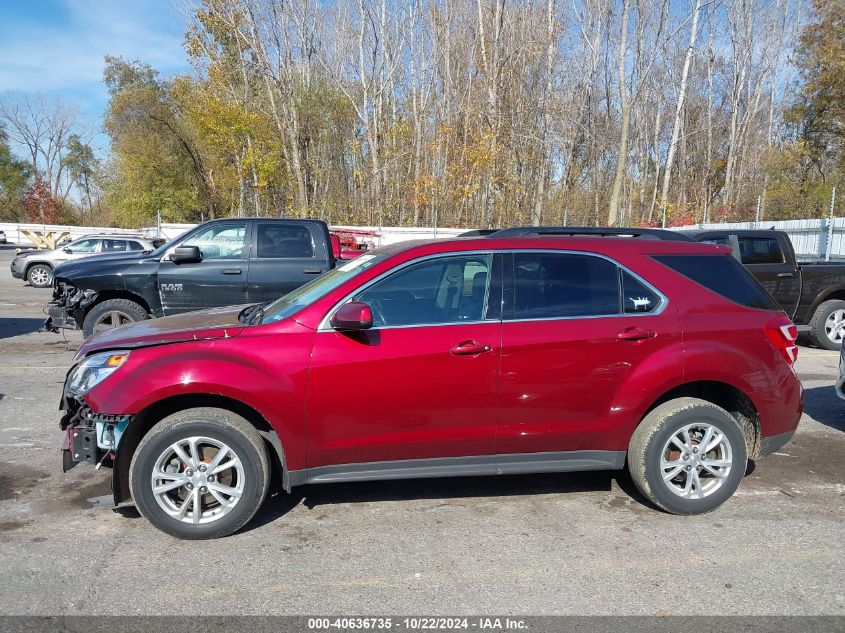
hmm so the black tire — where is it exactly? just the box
[628,397,747,515]
[129,407,270,539]
[808,299,845,350]
[26,263,52,288]
[82,298,148,338]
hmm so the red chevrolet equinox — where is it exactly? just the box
[60,232,802,539]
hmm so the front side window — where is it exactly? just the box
[513,252,620,319]
[182,223,247,260]
[355,254,493,327]
[69,238,99,253]
[256,223,314,259]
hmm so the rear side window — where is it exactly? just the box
[127,241,144,251]
[653,254,779,311]
[738,237,783,264]
[256,223,314,258]
[622,271,660,314]
[513,253,620,319]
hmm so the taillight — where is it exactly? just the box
[764,317,798,365]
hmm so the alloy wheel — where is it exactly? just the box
[824,309,845,344]
[659,423,733,500]
[92,311,133,333]
[150,436,245,525]
[29,268,51,287]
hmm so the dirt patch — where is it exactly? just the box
[747,431,845,491]
[0,462,50,501]
[0,520,29,532]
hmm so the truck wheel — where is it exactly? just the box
[809,299,845,350]
[628,397,747,515]
[26,264,52,288]
[82,299,148,338]
[129,408,270,540]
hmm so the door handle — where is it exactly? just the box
[777,272,794,278]
[617,327,656,342]
[221,269,242,275]
[302,268,323,274]
[450,340,493,356]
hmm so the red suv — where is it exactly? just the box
[60,233,802,539]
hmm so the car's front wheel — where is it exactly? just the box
[628,397,747,515]
[27,264,52,288]
[129,408,270,539]
[82,298,148,337]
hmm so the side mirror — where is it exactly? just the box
[170,245,202,264]
[331,301,373,331]
[62,248,73,254]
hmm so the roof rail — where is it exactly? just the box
[488,226,695,242]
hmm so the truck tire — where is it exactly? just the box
[26,264,53,288]
[628,397,747,515]
[129,407,271,539]
[808,299,845,350]
[82,298,148,338]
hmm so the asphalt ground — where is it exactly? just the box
[0,245,843,616]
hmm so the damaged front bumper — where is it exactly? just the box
[43,282,98,332]
[60,393,131,473]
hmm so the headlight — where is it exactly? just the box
[67,351,130,396]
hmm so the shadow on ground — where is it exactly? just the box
[0,317,44,340]
[238,469,655,535]
[802,385,845,432]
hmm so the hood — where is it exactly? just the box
[76,304,248,357]
[54,251,153,279]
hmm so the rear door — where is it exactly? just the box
[246,221,331,304]
[157,221,250,314]
[495,250,683,466]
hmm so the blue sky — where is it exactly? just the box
[0,0,190,148]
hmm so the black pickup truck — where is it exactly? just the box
[683,229,845,349]
[45,218,339,337]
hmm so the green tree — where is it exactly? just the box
[0,125,31,221]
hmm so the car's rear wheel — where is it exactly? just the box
[27,264,52,288]
[809,299,845,350]
[82,298,148,337]
[129,408,270,539]
[628,397,747,515]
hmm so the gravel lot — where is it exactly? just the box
[0,245,843,616]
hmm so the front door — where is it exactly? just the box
[496,251,683,464]
[158,221,250,314]
[306,253,503,476]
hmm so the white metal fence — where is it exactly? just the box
[3,218,844,260]
[673,218,845,260]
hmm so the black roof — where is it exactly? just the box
[488,226,695,241]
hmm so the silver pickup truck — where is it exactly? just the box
[10,234,160,288]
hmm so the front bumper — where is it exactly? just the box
[10,260,24,279]
[60,392,131,473]
[44,282,96,332]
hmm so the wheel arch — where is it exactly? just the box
[24,260,52,275]
[640,380,761,459]
[112,393,288,505]
[83,290,152,318]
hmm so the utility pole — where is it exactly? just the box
[825,186,836,262]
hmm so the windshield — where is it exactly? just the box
[261,254,386,324]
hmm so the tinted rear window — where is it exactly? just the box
[653,254,780,311]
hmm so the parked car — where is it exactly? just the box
[0,229,7,244]
[11,234,158,288]
[494,227,845,350]
[45,218,340,338]
[60,234,801,538]
[684,229,845,350]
